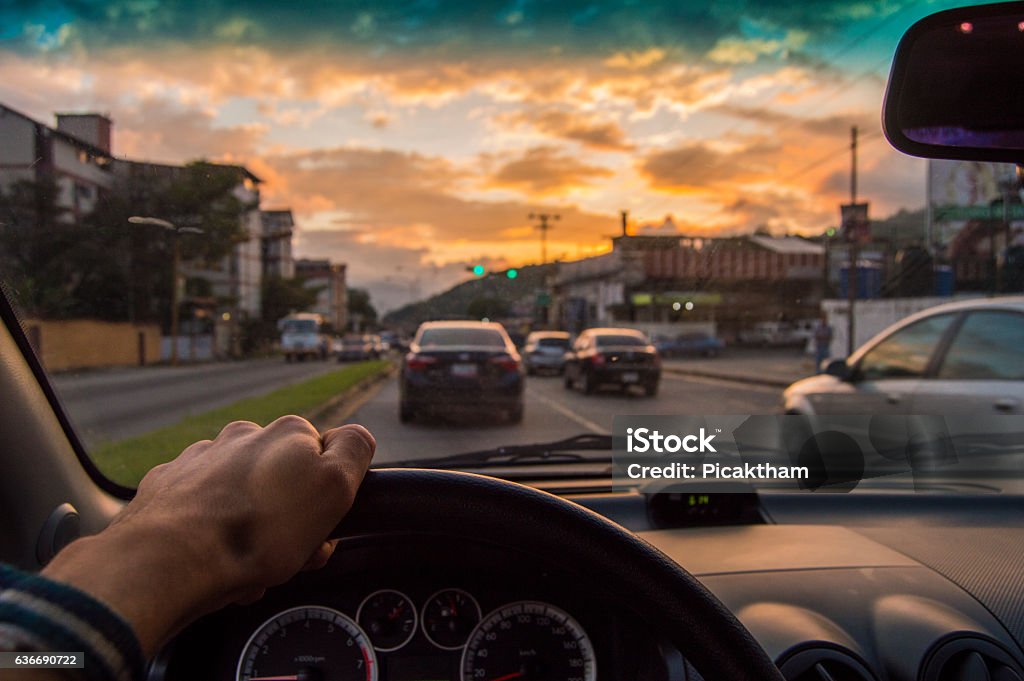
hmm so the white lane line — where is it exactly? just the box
[661,372,783,393]
[527,386,611,435]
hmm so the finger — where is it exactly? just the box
[322,424,376,467]
[234,587,267,606]
[178,438,214,459]
[319,425,376,497]
[215,420,261,440]
[265,414,319,439]
[301,539,339,572]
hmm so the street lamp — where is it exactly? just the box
[128,216,204,366]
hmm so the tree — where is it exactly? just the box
[347,288,378,330]
[466,296,509,320]
[0,178,100,318]
[262,276,322,324]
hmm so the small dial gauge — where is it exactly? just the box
[236,605,376,681]
[356,589,417,652]
[461,601,596,681]
[421,588,482,650]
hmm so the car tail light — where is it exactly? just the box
[405,354,438,371]
[591,353,606,367]
[652,351,662,368]
[490,354,520,372]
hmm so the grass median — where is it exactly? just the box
[89,359,391,488]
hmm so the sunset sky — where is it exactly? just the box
[0,0,986,311]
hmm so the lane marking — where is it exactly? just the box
[527,386,610,435]
[661,372,782,394]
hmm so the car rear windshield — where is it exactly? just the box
[596,335,647,347]
[538,338,569,348]
[418,328,507,348]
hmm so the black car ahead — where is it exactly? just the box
[400,321,525,423]
[564,328,661,396]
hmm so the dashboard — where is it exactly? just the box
[151,488,1024,681]
[151,535,668,681]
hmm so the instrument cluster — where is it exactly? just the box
[234,587,596,681]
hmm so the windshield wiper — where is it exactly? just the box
[391,433,613,469]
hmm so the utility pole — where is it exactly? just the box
[847,126,859,356]
[529,212,560,264]
[129,216,203,366]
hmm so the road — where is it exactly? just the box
[52,358,341,446]
[343,371,782,465]
[51,358,783,459]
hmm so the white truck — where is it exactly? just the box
[278,313,329,362]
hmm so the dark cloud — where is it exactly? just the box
[495,107,633,150]
[261,145,618,244]
[3,0,916,62]
[638,139,781,191]
[486,146,614,195]
[710,104,877,139]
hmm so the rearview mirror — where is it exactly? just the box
[884,2,1024,163]
[823,359,851,380]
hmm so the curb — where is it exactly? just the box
[305,362,397,424]
[662,366,795,389]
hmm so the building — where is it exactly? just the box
[260,209,296,279]
[295,258,347,331]
[112,159,264,320]
[0,103,268,359]
[554,233,825,339]
[0,104,114,221]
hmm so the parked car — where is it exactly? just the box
[656,332,726,358]
[784,296,1024,417]
[400,321,524,423]
[523,331,571,375]
[564,328,660,396]
[738,321,803,347]
[336,334,380,362]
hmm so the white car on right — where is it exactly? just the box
[784,296,1024,417]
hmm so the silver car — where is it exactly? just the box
[522,331,571,375]
[784,296,1024,417]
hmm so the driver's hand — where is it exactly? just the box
[43,416,376,657]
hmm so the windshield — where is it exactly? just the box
[282,320,318,335]
[595,335,647,348]
[418,328,507,348]
[0,0,1015,494]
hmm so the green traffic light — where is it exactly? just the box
[506,268,518,279]
[472,265,486,276]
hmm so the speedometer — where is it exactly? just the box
[236,605,377,681]
[461,601,596,681]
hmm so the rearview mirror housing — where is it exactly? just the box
[823,359,851,380]
[884,1,1024,163]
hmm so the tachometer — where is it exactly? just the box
[236,605,376,681]
[460,601,596,681]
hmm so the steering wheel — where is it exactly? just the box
[334,468,784,681]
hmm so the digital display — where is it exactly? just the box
[385,654,456,681]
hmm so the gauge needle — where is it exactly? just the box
[489,674,523,681]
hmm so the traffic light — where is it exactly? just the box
[472,265,486,276]
[506,268,518,280]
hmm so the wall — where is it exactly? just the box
[23,319,162,372]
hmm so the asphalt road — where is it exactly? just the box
[52,358,341,446]
[51,358,782,459]
[344,371,783,465]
